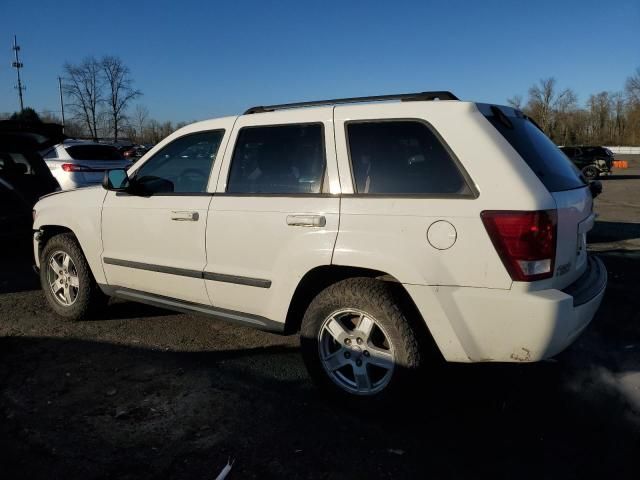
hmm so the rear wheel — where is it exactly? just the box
[300,278,423,403]
[582,165,599,180]
[40,233,107,320]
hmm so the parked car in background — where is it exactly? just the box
[32,91,607,403]
[116,144,135,157]
[560,146,613,179]
[123,145,150,161]
[41,141,132,190]
[1,132,60,238]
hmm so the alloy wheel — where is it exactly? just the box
[47,250,80,306]
[318,308,395,395]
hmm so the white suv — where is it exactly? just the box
[32,91,607,400]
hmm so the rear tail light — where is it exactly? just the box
[61,163,93,172]
[481,210,557,281]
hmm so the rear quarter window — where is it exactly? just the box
[65,145,124,161]
[482,105,586,192]
[346,120,473,196]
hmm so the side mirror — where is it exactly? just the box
[103,169,130,192]
[589,180,602,199]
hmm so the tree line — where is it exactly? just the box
[4,61,640,147]
[507,67,640,146]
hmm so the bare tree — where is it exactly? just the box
[133,104,149,141]
[527,78,556,133]
[587,92,612,144]
[63,57,102,140]
[526,78,575,136]
[553,89,578,145]
[625,68,640,144]
[507,95,523,109]
[101,56,141,142]
[520,78,578,142]
[611,92,626,143]
[625,67,640,104]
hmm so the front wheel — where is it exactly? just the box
[300,278,423,403]
[40,233,107,320]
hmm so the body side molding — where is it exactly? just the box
[103,257,271,288]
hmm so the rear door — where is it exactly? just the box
[573,147,587,168]
[204,108,340,323]
[481,105,591,289]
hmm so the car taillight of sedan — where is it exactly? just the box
[61,163,95,172]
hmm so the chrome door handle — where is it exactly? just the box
[171,211,199,221]
[286,215,326,227]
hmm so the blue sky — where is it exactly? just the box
[0,0,638,123]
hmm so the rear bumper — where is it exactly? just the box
[406,256,607,363]
[562,256,607,306]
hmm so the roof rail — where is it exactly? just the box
[244,90,459,115]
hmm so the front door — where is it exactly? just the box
[101,128,229,304]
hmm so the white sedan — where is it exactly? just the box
[41,141,132,190]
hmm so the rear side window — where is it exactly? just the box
[227,124,325,194]
[483,107,586,192]
[346,121,472,195]
[584,147,610,157]
[43,148,58,159]
[65,145,124,161]
[0,151,49,177]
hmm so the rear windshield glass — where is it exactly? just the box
[65,145,124,161]
[483,106,586,192]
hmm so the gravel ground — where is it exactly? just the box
[1,159,639,479]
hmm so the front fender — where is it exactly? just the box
[33,187,108,284]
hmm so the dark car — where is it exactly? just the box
[122,145,150,161]
[0,123,62,238]
[560,146,613,179]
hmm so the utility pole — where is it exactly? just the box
[58,76,65,133]
[12,35,25,111]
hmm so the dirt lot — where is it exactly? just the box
[1,158,639,479]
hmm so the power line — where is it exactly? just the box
[11,35,25,111]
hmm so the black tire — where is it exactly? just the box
[300,277,423,404]
[582,165,599,180]
[40,233,107,321]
